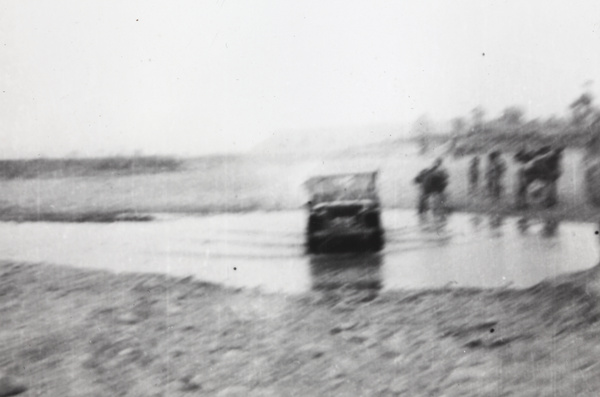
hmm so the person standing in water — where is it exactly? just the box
[468,155,480,193]
[486,150,507,200]
[414,157,449,214]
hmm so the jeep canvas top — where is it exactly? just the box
[304,171,380,206]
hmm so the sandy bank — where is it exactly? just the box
[1,262,599,396]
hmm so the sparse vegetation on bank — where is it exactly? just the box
[0,208,153,223]
[0,156,182,180]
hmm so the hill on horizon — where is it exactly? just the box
[251,123,411,155]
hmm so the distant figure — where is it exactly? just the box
[418,135,429,155]
[414,158,449,214]
[486,150,506,200]
[468,156,480,193]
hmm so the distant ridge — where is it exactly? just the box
[252,123,410,155]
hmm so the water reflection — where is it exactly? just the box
[489,214,504,229]
[0,210,596,292]
[309,253,382,293]
[489,214,504,237]
[470,215,483,230]
[516,217,560,238]
[417,212,450,241]
[542,219,559,237]
[517,217,529,233]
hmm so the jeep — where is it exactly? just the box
[304,171,384,253]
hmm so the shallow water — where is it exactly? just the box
[0,210,597,293]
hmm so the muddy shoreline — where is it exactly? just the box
[1,261,599,396]
[0,201,598,224]
[0,210,154,223]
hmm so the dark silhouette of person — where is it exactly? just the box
[414,158,449,214]
[486,150,506,200]
[469,156,480,193]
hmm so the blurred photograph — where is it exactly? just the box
[1,1,600,396]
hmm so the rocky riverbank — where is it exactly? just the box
[1,261,599,396]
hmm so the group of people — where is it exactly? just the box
[414,146,563,214]
[468,150,508,199]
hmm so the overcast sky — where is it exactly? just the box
[1,0,599,158]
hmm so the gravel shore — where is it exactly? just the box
[1,261,599,396]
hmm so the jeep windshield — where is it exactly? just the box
[305,172,379,205]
